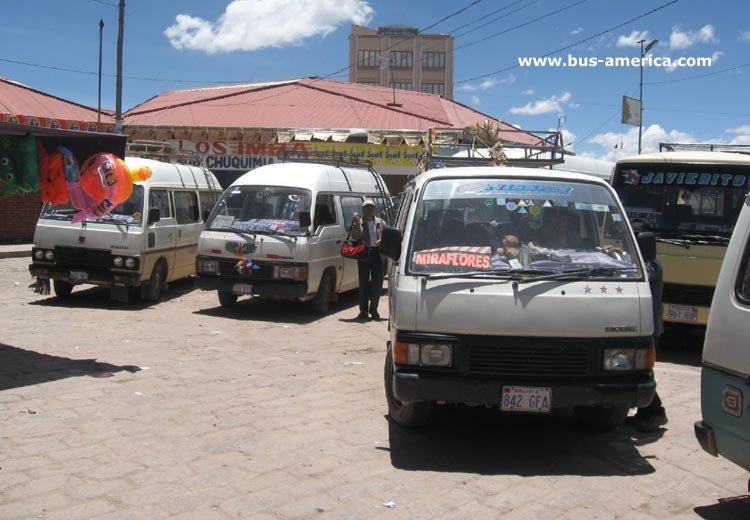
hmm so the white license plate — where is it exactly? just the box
[232,283,253,295]
[69,271,88,283]
[501,386,551,413]
[668,304,698,322]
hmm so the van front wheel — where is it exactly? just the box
[53,280,74,298]
[384,350,434,428]
[311,271,333,314]
[141,261,165,303]
[218,290,238,308]
[575,404,629,432]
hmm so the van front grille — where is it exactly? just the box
[469,343,591,378]
[55,247,112,271]
[219,260,274,280]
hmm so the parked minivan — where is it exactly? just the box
[695,193,750,472]
[195,161,391,313]
[380,166,657,430]
[29,157,222,302]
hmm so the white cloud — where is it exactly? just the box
[617,30,650,48]
[509,91,573,116]
[522,89,534,96]
[165,0,374,54]
[550,127,577,149]
[471,95,481,106]
[458,75,515,92]
[570,27,582,35]
[586,124,697,161]
[669,24,718,50]
[711,50,724,63]
[727,125,750,134]
[740,31,750,44]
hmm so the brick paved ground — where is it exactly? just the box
[1,257,749,519]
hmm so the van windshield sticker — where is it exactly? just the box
[413,247,492,269]
[622,169,748,188]
[456,183,574,197]
[212,215,235,228]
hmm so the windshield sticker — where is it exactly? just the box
[212,215,235,228]
[518,207,528,215]
[543,200,553,208]
[612,214,623,222]
[506,201,518,211]
[591,204,610,212]
[623,169,748,188]
[496,197,507,205]
[530,206,541,216]
[575,202,593,211]
[456,182,574,197]
[413,247,492,269]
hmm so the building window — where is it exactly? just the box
[390,82,413,91]
[389,51,413,69]
[358,81,380,86]
[422,51,446,70]
[421,83,445,96]
[357,50,380,68]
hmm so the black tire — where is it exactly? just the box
[575,404,629,432]
[141,260,165,303]
[218,290,238,308]
[311,271,333,314]
[53,280,74,298]
[384,349,434,428]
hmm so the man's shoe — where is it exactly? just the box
[627,407,668,432]
[370,312,381,321]
[356,312,369,321]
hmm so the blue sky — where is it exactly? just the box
[1,0,748,160]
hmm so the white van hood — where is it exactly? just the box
[394,275,652,337]
[34,220,142,252]
[198,230,303,261]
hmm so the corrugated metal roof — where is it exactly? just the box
[0,78,113,122]
[124,78,536,143]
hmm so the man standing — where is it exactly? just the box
[352,200,386,321]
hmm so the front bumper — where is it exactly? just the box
[694,420,719,457]
[29,264,140,287]
[196,275,308,299]
[392,371,656,408]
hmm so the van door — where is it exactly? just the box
[144,189,177,281]
[173,190,202,279]
[308,193,344,294]
[340,194,364,291]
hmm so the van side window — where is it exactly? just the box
[396,190,413,233]
[313,194,337,231]
[174,191,199,224]
[340,195,364,231]
[150,190,172,219]
[735,240,750,305]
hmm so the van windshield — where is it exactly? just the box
[205,186,311,236]
[409,178,642,278]
[39,185,144,226]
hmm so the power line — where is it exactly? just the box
[456,0,681,84]
[645,62,750,85]
[420,0,486,33]
[452,0,536,38]
[455,0,590,51]
[85,0,118,6]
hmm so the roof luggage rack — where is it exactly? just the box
[659,142,750,155]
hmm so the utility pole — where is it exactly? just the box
[115,0,125,134]
[98,19,104,124]
[638,38,658,154]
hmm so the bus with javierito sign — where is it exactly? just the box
[612,148,750,326]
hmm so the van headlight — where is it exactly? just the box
[198,259,219,274]
[113,256,124,267]
[44,250,55,261]
[124,257,136,269]
[604,349,635,370]
[34,249,45,260]
[394,341,453,367]
[275,265,309,281]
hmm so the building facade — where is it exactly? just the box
[349,24,454,99]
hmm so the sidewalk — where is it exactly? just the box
[0,244,31,259]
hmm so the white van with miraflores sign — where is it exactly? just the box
[195,161,391,313]
[380,166,658,430]
[29,158,222,303]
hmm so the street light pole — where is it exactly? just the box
[115,0,125,134]
[98,19,104,124]
[638,38,658,154]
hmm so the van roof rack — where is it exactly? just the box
[279,150,374,170]
[659,142,750,155]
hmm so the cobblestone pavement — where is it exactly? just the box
[1,257,749,519]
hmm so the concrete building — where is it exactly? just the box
[348,24,454,99]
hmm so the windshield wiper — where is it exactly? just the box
[512,267,632,285]
[425,268,516,280]
[207,226,257,238]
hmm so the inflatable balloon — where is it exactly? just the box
[38,143,69,205]
[235,257,260,276]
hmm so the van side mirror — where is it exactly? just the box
[299,211,311,229]
[637,231,657,262]
[147,207,161,226]
[380,226,402,260]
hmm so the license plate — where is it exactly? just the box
[69,271,88,283]
[232,283,253,295]
[501,386,551,413]
[668,304,698,322]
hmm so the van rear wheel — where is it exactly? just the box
[53,280,74,298]
[218,290,238,308]
[575,404,629,432]
[384,349,434,428]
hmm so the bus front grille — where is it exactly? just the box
[663,283,714,308]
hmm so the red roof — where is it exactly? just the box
[0,77,113,123]
[124,78,536,143]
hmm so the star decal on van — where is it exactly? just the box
[600,286,608,294]
[584,286,592,294]
[616,286,624,294]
